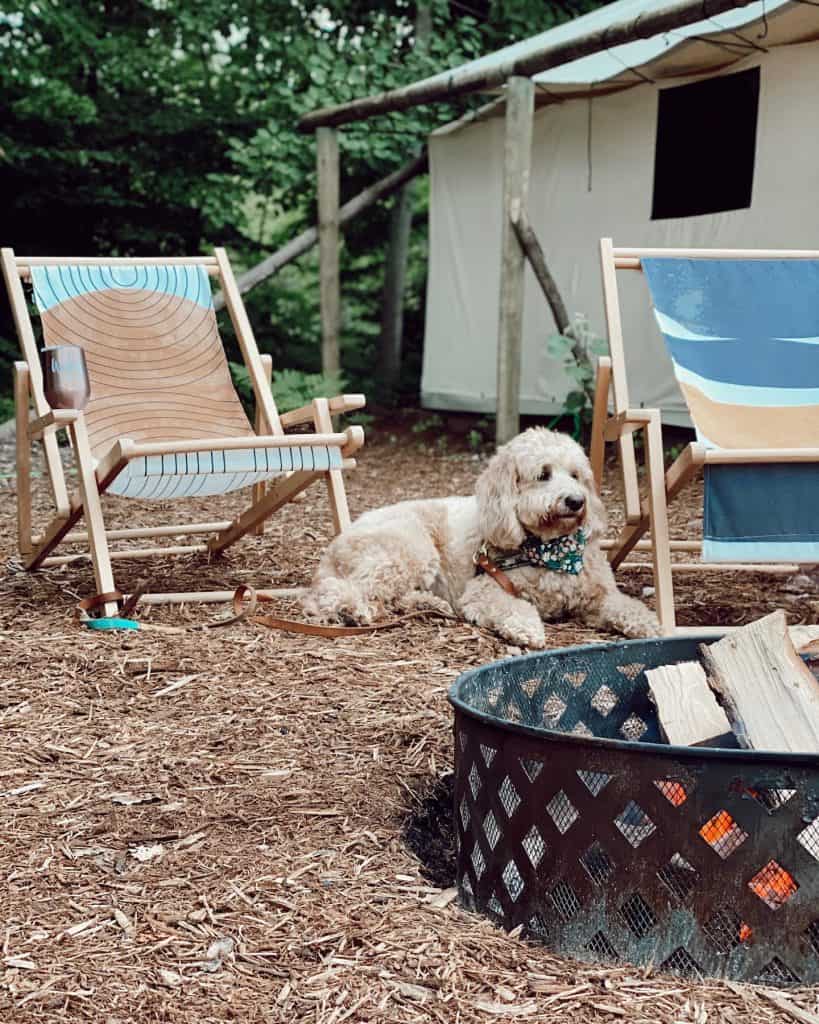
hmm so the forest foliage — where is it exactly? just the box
[0,0,602,418]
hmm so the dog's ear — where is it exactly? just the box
[476,447,526,549]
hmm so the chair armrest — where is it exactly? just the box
[29,408,80,440]
[602,408,654,442]
[279,394,367,430]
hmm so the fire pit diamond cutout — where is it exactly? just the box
[468,763,482,800]
[657,853,698,902]
[580,841,615,885]
[502,859,524,902]
[614,800,656,847]
[571,721,594,738]
[654,779,687,806]
[699,810,748,858]
[522,825,545,867]
[520,677,541,698]
[620,714,648,741]
[487,891,502,915]
[620,893,657,939]
[662,947,702,979]
[459,796,470,832]
[498,776,520,818]
[796,816,819,862]
[704,908,752,952]
[471,842,486,880]
[616,661,645,680]
[747,787,797,814]
[546,790,579,834]
[577,770,611,796]
[542,693,567,726]
[590,685,618,716]
[482,810,501,850]
[755,957,801,986]
[806,920,819,956]
[480,744,496,767]
[748,859,798,910]
[549,881,581,922]
[586,931,618,961]
[520,757,543,783]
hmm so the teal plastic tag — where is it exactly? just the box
[82,617,140,631]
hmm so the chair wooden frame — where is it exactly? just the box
[3,248,365,613]
[590,238,819,636]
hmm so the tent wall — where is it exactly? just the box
[421,42,819,424]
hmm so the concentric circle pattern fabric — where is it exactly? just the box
[31,264,253,459]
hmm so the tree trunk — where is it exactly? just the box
[375,2,431,396]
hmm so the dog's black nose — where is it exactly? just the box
[565,495,585,513]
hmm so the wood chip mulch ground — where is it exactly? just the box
[1,424,818,1022]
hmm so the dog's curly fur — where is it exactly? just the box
[302,428,660,645]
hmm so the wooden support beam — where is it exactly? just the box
[214,153,428,309]
[317,126,341,376]
[14,363,32,556]
[509,203,568,333]
[496,76,534,446]
[298,0,756,130]
[590,356,611,493]
[253,353,273,537]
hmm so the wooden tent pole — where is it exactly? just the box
[298,0,756,130]
[496,76,534,445]
[317,126,341,376]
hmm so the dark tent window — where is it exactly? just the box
[651,67,760,220]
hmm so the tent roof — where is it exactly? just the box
[427,0,819,127]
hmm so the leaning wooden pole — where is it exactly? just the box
[213,152,428,310]
[496,76,534,446]
[298,0,756,130]
[317,126,341,376]
[510,202,569,334]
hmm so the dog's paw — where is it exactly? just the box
[499,616,547,649]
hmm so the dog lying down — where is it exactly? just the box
[302,427,660,646]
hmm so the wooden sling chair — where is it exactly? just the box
[590,239,819,636]
[3,248,365,615]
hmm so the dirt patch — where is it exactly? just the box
[402,773,457,888]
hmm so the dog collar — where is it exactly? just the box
[476,529,588,577]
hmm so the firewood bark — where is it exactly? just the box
[645,661,732,747]
[700,611,819,752]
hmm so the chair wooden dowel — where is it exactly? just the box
[63,521,232,544]
[17,256,219,268]
[42,543,209,566]
[705,448,819,464]
[127,432,350,458]
[133,587,305,606]
[620,561,798,574]
[602,539,703,552]
[613,247,819,260]
[14,363,33,556]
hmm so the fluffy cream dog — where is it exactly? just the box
[302,427,660,645]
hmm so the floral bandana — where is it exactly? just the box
[478,529,588,577]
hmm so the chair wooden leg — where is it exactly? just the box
[14,363,32,556]
[253,353,274,537]
[312,397,351,534]
[69,417,118,616]
[643,411,676,634]
[589,356,611,494]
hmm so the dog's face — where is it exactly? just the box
[476,427,605,549]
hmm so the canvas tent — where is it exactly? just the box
[420,0,819,424]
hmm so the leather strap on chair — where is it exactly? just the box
[474,551,520,598]
[75,590,125,620]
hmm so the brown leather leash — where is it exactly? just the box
[228,585,447,636]
[474,551,520,598]
[76,583,452,637]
